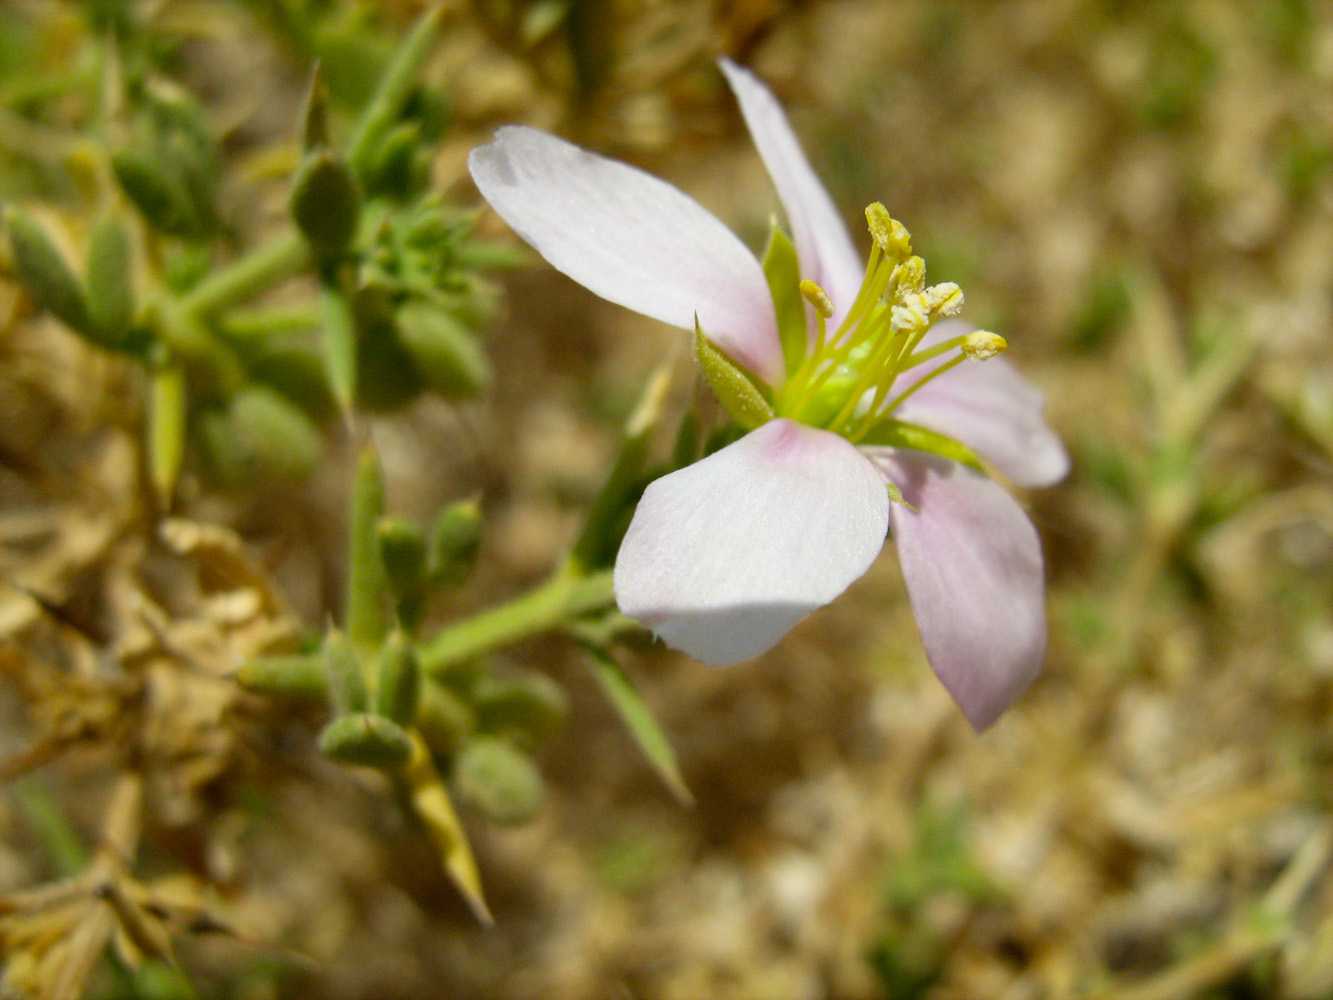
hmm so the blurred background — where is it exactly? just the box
[1,1,1332,998]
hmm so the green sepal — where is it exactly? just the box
[235,654,327,700]
[318,712,412,769]
[761,221,808,376]
[6,210,90,335]
[375,630,421,726]
[426,496,482,590]
[857,417,986,473]
[694,320,774,431]
[84,215,136,347]
[290,150,361,261]
[453,736,544,825]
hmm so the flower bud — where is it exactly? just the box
[318,712,412,769]
[378,516,427,626]
[454,737,544,824]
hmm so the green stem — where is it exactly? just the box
[178,230,310,318]
[419,567,616,676]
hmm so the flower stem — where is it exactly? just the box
[418,566,616,676]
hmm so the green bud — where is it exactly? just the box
[236,654,327,700]
[397,303,491,400]
[6,209,90,334]
[473,671,567,750]
[245,343,339,426]
[322,629,367,714]
[454,737,544,824]
[375,630,420,725]
[111,148,204,238]
[290,150,361,262]
[414,680,474,757]
[318,712,412,769]
[361,122,423,199]
[426,496,482,590]
[694,320,775,431]
[84,214,136,348]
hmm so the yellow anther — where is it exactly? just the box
[866,202,893,252]
[891,292,930,336]
[895,255,925,297]
[961,330,1007,361]
[925,282,964,318]
[799,279,834,318]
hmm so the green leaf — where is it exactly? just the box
[857,417,985,472]
[375,630,420,726]
[762,222,808,376]
[397,302,491,400]
[346,446,388,650]
[85,214,136,347]
[6,209,90,334]
[454,736,544,825]
[582,643,692,805]
[319,281,357,412]
[426,496,483,590]
[694,320,774,431]
[236,654,327,700]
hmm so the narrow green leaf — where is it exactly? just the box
[426,496,483,590]
[302,64,332,151]
[582,643,692,805]
[319,281,357,412]
[346,6,444,178]
[375,630,421,726]
[236,654,327,700]
[319,712,412,769]
[694,320,774,431]
[762,222,808,376]
[346,445,388,650]
[397,302,491,400]
[323,628,368,714]
[857,416,985,472]
[148,363,186,503]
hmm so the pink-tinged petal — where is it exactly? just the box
[470,126,784,385]
[867,449,1046,730]
[719,60,862,326]
[615,419,889,666]
[895,320,1069,488]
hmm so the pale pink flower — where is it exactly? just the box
[469,60,1067,729]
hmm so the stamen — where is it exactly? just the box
[865,202,910,257]
[961,330,1007,361]
[799,279,833,318]
[925,282,964,318]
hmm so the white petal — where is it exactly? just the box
[614,419,889,665]
[869,450,1047,730]
[469,126,784,385]
[895,320,1069,487]
[719,60,863,326]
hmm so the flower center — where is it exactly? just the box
[773,203,1004,442]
